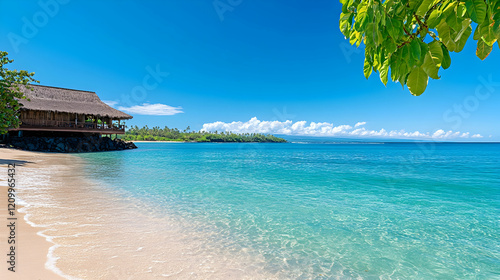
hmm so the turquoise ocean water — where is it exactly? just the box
[78,141,500,279]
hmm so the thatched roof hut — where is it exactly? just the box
[10,84,132,135]
[18,84,132,119]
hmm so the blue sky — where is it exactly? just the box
[1,0,499,140]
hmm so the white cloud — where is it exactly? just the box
[201,117,483,140]
[103,100,118,107]
[432,129,445,138]
[354,122,366,127]
[431,129,462,139]
[117,103,183,116]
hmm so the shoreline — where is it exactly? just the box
[131,140,194,143]
[0,146,277,279]
[0,147,66,279]
[130,140,288,143]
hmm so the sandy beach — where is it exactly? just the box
[0,148,65,279]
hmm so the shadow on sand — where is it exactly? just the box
[0,159,34,166]
[0,146,34,166]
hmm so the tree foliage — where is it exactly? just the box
[123,125,287,143]
[0,51,38,134]
[339,0,499,96]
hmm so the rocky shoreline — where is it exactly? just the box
[3,135,137,153]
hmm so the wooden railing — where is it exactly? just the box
[20,119,124,131]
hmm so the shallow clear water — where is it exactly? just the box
[78,142,500,279]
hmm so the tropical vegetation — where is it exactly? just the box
[0,51,38,134]
[339,0,499,96]
[122,125,287,143]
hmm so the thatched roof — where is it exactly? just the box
[17,84,132,120]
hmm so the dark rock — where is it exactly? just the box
[5,136,137,153]
[56,142,65,152]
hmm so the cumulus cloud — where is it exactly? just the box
[431,129,463,139]
[354,122,366,127]
[117,103,183,116]
[103,100,118,107]
[201,117,483,140]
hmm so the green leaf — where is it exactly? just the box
[367,21,383,47]
[409,0,423,11]
[407,66,429,96]
[441,45,451,69]
[365,23,374,47]
[442,2,457,18]
[473,25,481,40]
[428,41,443,66]
[363,55,372,79]
[479,18,496,45]
[437,21,457,51]
[388,18,402,40]
[421,41,443,79]
[376,28,383,46]
[457,3,467,17]
[355,31,363,47]
[466,0,487,24]
[339,12,353,37]
[446,8,460,32]
[422,53,440,79]
[390,50,402,82]
[476,39,493,60]
[416,43,428,66]
[410,40,422,61]
[454,19,472,52]
[354,3,369,31]
[349,30,358,45]
[416,0,434,17]
[427,9,442,29]
[494,23,500,41]
[373,50,380,71]
[398,59,409,85]
[379,58,390,86]
[384,38,397,54]
[495,8,500,22]
[402,44,411,59]
[418,40,429,54]
[341,0,349,13]
[385,16,394,35]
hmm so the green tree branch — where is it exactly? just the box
[0,51,39,134]
[339,0,499,96]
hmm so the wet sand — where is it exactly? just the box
[0,148,65,279]
[0,147,275,279]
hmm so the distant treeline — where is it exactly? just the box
[121,125,287,143]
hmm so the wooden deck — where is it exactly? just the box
[9,120,125,134]
[8,126,125,134]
